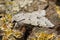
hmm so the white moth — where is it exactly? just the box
[13,10,54,27]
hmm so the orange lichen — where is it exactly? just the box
[4,29,13,37]
[56,6,60,18]
[2,36,8,40]
[31,32,55,40]
[13,30,23,38]
[2,24,8,30]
